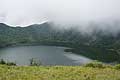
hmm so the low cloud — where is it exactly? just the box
[0,0,120,33]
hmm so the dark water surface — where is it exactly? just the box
[0,46,92,65]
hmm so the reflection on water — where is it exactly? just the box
[64,52,92,64]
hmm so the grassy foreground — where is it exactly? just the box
[0,65,120,80]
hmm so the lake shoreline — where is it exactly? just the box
[0,45,92,66]
[0,41,120,64]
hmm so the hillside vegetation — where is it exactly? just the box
[0,22,120,63]
[0,64,120,80]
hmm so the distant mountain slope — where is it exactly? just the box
[0,22,120,46]
[0,22,88,46]
[0,22,120,63]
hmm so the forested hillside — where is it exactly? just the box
[0,22,120,63]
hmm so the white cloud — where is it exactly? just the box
[0,0,120,33]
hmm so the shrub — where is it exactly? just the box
[29,58,42,66]
[6,62,16,66]
[0,59,6,64]
[114,64,120,70]
[0,59,16,66]
[84,61,105,68]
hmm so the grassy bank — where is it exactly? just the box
[0,64,120,80]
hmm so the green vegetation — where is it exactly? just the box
[0,64,120,80]
[0,59,119,80]
[114,64,120,70]
[29,58,42,66]
[84,61,105,68]
[0,59,16,66]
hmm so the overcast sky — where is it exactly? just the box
[0,0,120,33]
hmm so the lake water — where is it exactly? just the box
[0,46,92,65]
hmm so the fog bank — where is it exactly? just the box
[0,0,120,33]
